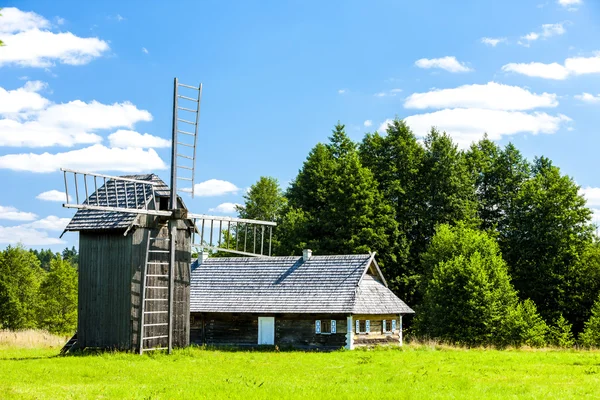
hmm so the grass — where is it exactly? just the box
[2,341,600,399]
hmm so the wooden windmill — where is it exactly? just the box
[60,78,275,354]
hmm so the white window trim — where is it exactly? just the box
[316,319,337,335]
[355,319,370,334]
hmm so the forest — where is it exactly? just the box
[234,119,600,347]
[4,119,600,348]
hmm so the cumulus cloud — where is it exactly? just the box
[0,225,63,245]
[502,54,600,80]
[22,215,71,231]
[36,190,71,202]
[193,179,240,197]
[0,145,168,173]
[415,56,473,73]
[108,130,170,149]
[0,80,49,114]
[481,37,507,47]
[575,93,600,103]
[338,89,346,94]
[402,109,571,148]
[0,81,152,147]
[580,187,600,207]
[364,120,373,127]
[0,205,37,221]
[208,202,241,214]
[404,82,558,111]
[0,7,109,68]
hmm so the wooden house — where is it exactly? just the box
[62,174,195,351]
[189,250,414,350]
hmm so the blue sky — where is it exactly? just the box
[1,0,600,250]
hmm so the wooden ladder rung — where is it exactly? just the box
[142,335,169,340]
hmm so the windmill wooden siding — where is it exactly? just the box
[189,254,414,350]
[65,174,193,351]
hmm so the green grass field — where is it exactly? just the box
[2,344,600,399]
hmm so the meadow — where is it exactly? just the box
[1,332,600,399]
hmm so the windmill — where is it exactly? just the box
[59,78,276,354]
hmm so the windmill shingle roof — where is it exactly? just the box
[64,174,170,232]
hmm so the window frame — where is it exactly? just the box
[315,319,337,335]
[355,319,370,334]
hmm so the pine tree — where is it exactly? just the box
[284,123,398,268]
[502,157,594,325]
[580,295,600,347]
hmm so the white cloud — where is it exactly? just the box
[364,120,373,127]
[142,47,149,54]
[415,56,473,73]
[0,225,63,245]
[575,93,600,103]
[0,145,167,173]
[193,179,239,197]
[519,23,566,46]
[0,7,109,68]
[502,62,569,80]
[558,0,582,9]
[404,82,558,111]
[481,37,506,47]
[374,89,402,97]
[0,80,49,114]
[402,109,571,148]
[116,14,125,22]
[108,130,170,149]
[36,190,72,202]
[208,202,241,214]
[502,54,600,80]
[580,187,600,207]
[338,89,346,94]
[0,81,153,147]
[22,216,71,231]
[0,205,37,221]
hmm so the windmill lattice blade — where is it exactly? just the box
[170,79,202,204]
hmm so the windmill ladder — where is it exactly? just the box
[139,226,174,354]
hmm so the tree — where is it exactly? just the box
[502,156,594,326]
[237,177,286,222]
[30,248,60,271]
[359,120,422,298]
[62,246,79,269]
[580,295,600,347]
[37,258,78,334]
[465,138,530,232]
[283,123,398,269]
[0,245,45,330]
[416,223,547,347]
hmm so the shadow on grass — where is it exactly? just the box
[0,354,61,361]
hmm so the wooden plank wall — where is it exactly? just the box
[352,314,401,346]
[78,232,132,349]
[190,313,347,350]
[130,218,191,351]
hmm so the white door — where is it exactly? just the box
[258,317,275,345]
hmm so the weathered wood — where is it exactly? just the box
[190,313,348,350]
[352,316,401,347]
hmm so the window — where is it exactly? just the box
[383,320,394,333]
[355,319,370,334]
[158,197,169,211]
[315,320,337,334]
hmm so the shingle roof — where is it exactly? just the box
[189,254,414,315]
[64,174,169,232]
[353,274,414,314]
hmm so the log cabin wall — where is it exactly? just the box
[352,314,401,346]
[190,313,348,349]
